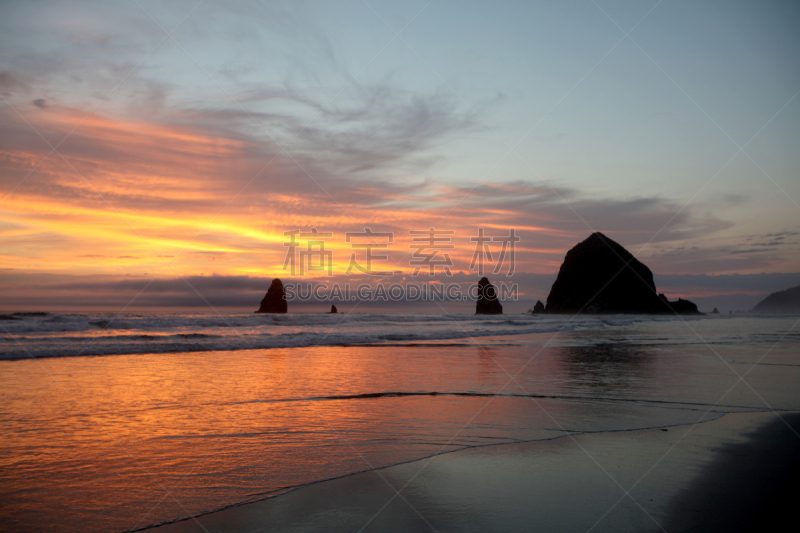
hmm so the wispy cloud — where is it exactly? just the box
[1,0,798,307]
[0,91,769,283]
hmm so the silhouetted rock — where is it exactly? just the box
[532,300,545,314]
[0,312,47,320]
[476,277,503,315]
[255,279,287,313]
[668,298,700,315]
[545,233,700,314]
[330,305,338,314]
[751,285,800,314]
[546,233,664,314]
[711,307,720,314]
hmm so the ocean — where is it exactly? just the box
[2,311,797,360]
[1,313,798,532]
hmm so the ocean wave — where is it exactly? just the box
[0,321,577,359]
[0,310,663,334]
[0,312,795,360]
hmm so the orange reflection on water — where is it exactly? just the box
[3,335,792,532]
[0,343,557,532]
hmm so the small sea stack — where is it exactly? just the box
[532,300,545,314]
[711,307,720,314]
[255,279,288,313]
[476,277,503,315]
[330,305,338,314]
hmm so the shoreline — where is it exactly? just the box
[6,312,788,362]
[2,334,796,363]
[145,410,800,533]
[3,329,798,533]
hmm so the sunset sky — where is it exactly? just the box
[1,0,799,311]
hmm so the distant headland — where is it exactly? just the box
[751,285,800,314]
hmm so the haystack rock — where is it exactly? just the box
[532,300,545,314]
[476,277,503,315]
[255,279,288,313]
[545,232,700,314]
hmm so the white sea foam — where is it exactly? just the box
[0,312,796,360]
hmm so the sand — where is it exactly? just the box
[147,411,800,532]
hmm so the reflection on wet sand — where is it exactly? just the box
[558,342,656,396]
[2,327,799,533]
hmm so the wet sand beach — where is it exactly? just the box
[2,318,798,532]
[150,411,800,533]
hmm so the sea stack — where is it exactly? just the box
[330,305,338,314]
[476,277,503,315]
[532,300,545,314]
[711,307,720,314]
[545,232,700,314]
[255,279,288,313]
